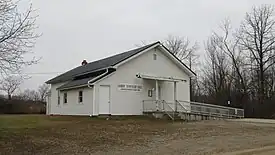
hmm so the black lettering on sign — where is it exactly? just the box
[118,84,143,92]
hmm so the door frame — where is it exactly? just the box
[98,85,111,115]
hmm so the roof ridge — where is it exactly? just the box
[85,41,160,65]
[45,41,160,84]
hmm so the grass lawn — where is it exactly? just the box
[0,115,175,154]
[1,115,275,155]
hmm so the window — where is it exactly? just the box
[153,53,157,60]
[148,89,152,97]
[78,91,83,103]
[63,92,67,104]
[57,91,60,105]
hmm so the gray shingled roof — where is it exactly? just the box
[57,77,93,90]
[57,69,116,90]
[46,42,160,84]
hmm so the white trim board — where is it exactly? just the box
[136,73,187,82]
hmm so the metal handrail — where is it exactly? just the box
[179,100,243,111]
[161,100,175,120]
[175,100,188,113]
[143,100,244,120]
[178,100,244,118]
[190,104,230,118]
[142,100,175,120]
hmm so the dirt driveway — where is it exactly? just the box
[1,115,275,155]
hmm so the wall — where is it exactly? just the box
[95,46,191,115]
[48,82,93,115]
[48,82,65,115]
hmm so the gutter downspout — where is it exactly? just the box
[87,67,114,88]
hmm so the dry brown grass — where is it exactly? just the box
[0,115,175,154]
[1,115,275,155]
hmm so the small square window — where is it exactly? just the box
[78,91,83,103]
[153,53,157,60]
[63,92,67,104]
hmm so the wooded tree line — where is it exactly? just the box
[0,76,50,102]
[164,5,275,118]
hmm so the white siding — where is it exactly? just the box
[95,47,191,115]
[48,82,65,115]
[48,83,93,115]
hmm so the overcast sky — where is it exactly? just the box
[18,0,275,91]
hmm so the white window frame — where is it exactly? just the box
[57,91,60,106]
[78,90,83,104]
[63,92,67,104]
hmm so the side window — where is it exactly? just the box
[153,53,157,60]
[63,92,67,104]
[57,91,60,105]
[78,91,83,103]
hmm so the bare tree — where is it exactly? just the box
[0,0,39,75]
[38,83,50,102]
[19,89,40,101]
[207,19,250,107]
[162,35,200,101]
[136,35,199,69]
[0,75,23,99]
[18,84,50,102]
[198,5,275,116]
[163,35,199,69]
[237,4,275,104]
[203,35,233,105]
[213,20,247,91]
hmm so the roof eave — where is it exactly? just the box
[57,84,88,91]
[158,44,196,77]
[56,68,115,91]
[46,67,117,84]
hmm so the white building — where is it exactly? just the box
[45,42,196,116]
